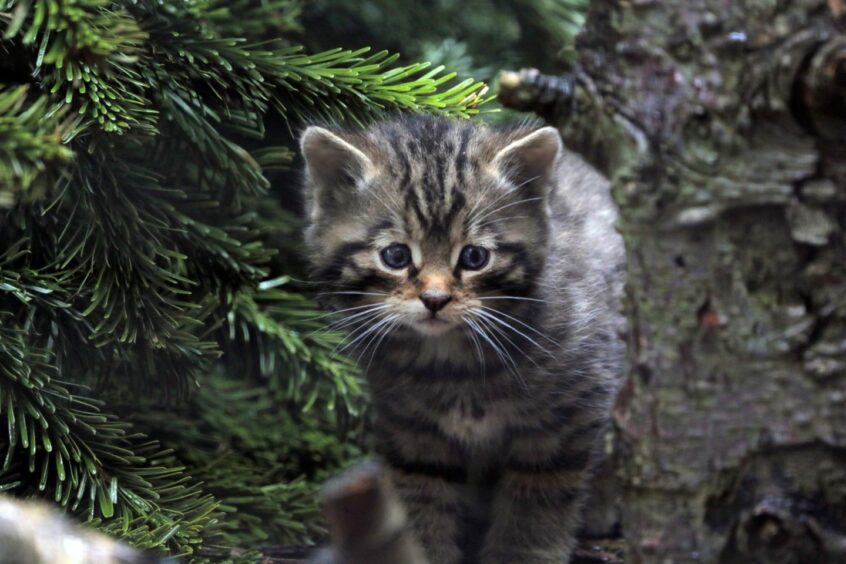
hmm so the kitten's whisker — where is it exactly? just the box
[466,315,523,387]
[477,296,547,304]
[323,321,372,359]
[322,310,390,354]
[329,312,390,358]
[375,188,404,217]
[469,174,539,222]
[344,314,398,359]
[478,306,558,346]
[474,196,544,224]
[316,291,390,298]
[463,320,486,379]
[321,309,390,335]
[467,193,511,231]
[464,318,505,370]
[308,305,390,336]
[476,215,530,228]
[473,311,542,370]
[369,193,403,223]
[473,309,551,363]
[471,313,530,386]
[363,317,402,373]
[303,302,388,323]
[513,174,542,189]
[467,184,512,223]
[337,313,398,356]
[314,279,386,291]
[469,176,540,218]
[355,313,397,364]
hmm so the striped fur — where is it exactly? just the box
[301,115,625,564]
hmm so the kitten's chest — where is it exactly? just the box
[436,399,508,448]
[375,348,528,447]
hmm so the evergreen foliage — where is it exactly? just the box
[303,0,589,90]
[0,0,490,558]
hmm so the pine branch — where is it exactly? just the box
[2,0,155,134]
[0,85,73,207]
[222,279,364,417]
[140,6,493,125]
[0,315,220,557]
[4,0,491,141]
[129,370,362,551]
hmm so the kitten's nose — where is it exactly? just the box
[420,290,452,313]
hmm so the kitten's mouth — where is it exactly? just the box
[412,315,456,336]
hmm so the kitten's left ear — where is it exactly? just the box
[300,126,373,219]
[492,126,562,193]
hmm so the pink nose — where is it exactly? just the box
[420,290,451,313]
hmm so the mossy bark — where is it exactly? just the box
[550,0,846,561]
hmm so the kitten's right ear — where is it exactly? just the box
[300,126,373,217]
[492,127,562,189]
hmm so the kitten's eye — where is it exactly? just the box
[380,243,412,269]
[459,245,490,270]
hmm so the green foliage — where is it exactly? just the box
[5,0,153,134]
[0,86,73,206]
[129,370,361,552]
[0,311,219,556]
[304,0,589,82]
[0,0,489,558]
[302,0,588,124]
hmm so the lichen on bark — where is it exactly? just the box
[513,0,846,561]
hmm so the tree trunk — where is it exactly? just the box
[508,1,846,562]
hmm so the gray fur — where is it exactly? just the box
[301,115,625,564]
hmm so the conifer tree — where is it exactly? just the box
[0,0,489,558]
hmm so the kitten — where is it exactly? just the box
[301,115,624,564]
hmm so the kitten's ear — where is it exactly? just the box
[492,127,562,191]
[300,126,373,217]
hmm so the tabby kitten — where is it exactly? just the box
[301,115,624,564]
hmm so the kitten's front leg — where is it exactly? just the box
[387,465,472,564]
[480,468,587,563]
[375,409,471,564]
[480,418,604,564]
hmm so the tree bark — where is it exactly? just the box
[516,0,846,562]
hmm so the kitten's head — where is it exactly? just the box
[300,115,560,338]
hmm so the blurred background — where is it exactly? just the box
[301,0,587,109]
